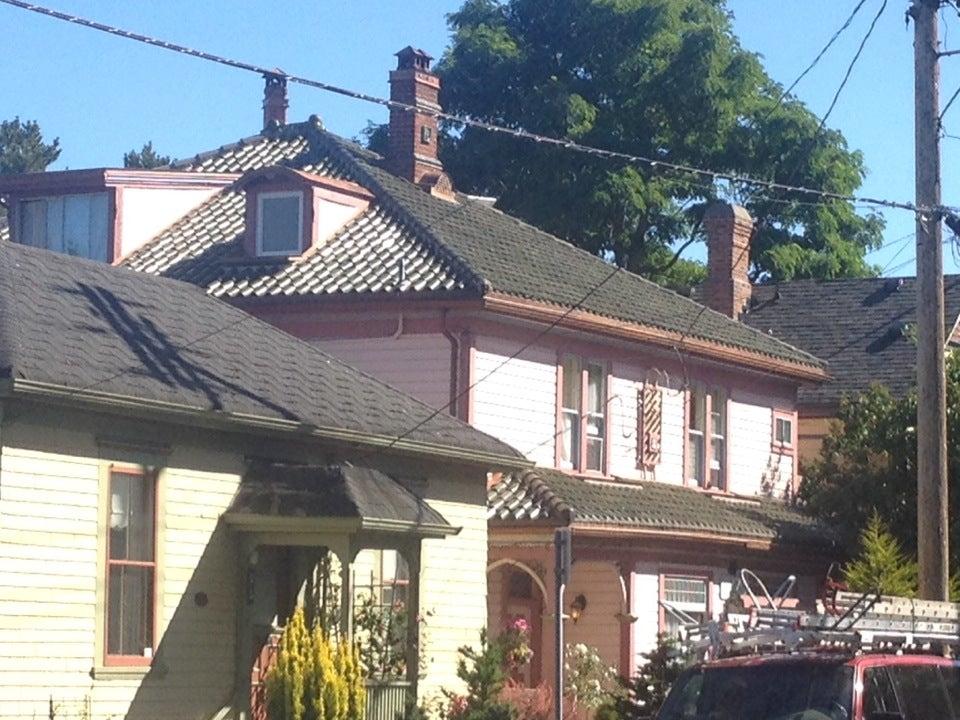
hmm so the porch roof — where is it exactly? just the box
[225,463,457,537]
[487,470,836,550]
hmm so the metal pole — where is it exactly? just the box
[912,0,950,600]
[554,528,571,720]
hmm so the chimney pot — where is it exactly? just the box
[262,72,288,130]
[703,202,754,319]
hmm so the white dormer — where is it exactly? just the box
[0,169,237,263]
[236,166,374,259]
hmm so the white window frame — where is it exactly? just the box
[256,190,304,257]
[774,412,795,448]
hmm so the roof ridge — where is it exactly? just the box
[312,127,489,295]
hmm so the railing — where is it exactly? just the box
[365,680,412,720]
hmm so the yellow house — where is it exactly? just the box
[0,242,527,720]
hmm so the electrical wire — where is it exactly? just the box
[0,0,945,216]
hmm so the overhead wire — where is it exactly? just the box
[0,0,946,216]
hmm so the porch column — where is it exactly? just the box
[403,541,422,695]
[336,539,359,640]
[617,560,634,677]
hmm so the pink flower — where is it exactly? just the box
[509,616,530,634]
[448,695,468,718]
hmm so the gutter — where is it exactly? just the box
[3,378,532,471]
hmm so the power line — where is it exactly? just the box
[0,0,946,216]
[385,264,622,449]
[768,0,870,113]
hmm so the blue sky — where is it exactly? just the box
[2,0,957,276]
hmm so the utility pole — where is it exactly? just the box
[912,0,950,601]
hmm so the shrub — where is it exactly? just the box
[614,635,686,720]
[844,511,918,597]
[266,607,367,720]
[446,631,516,720]
[564,643,618,711]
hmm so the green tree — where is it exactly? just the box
[0,117,60,175]
[801,351,960,577]
[614,634,686,720]
[123,141,171,169]
[425,0,882,287]
[843,511,918,597]
[446,631,515,720]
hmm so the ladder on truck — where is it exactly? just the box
[659,568,960,660]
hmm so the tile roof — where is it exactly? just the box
[744,276,960,406]
[488,469,835,549]
[0,241,524,465]
[119,120,821,371]
[228,463,453,531]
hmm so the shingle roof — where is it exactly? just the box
[0,241,523,465]
[488,469,835,549]
[228,463,453,530]
[744,276,960,406]
[120,120,821,371]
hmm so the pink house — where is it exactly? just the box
[0,48,837,689]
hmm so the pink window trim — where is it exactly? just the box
[554,354,610,477]
[657,569,714,634]
[771,409,797,450]
[103,464,158,668]
[684,386,730,491]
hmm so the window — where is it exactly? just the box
[354,549,409,610]
[256,191,303,256]
[687,387,727,490]
[18,192,109,261]
[558,357,606,473]
[863,668,901,718]
[774,413,794,447]
[662,576,708,636]
[890,665,953,720]
[106,467,156,665]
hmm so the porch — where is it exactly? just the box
[224,462,458,720]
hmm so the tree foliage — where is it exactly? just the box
[430,0,883,287]
[614,634,686,720]
[446,630,516,720]
[843,511,919,597]
[123,141,171,169]
[801,351,960,575]
[0,117,60,175]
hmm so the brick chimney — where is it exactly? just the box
[262,72,288,130]
[703,203,754,319]
[388,46,446,188]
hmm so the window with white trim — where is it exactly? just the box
[106,467,156,665]
[687,386,728,490]
[354,549,409,610]
[256,191,303,256]
[18,192,109,261]
[559,356,606,473]
[662,576,708,636]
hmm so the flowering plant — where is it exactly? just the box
[501,617,534,669]
[564,643,617,710]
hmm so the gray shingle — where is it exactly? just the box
[0,241,523,464]
[489,469,835,549]
[744,276,960,406]
[120,121,821,370]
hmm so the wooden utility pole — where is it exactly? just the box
[912,0,950,601]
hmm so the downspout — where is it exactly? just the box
[441,309,461,419]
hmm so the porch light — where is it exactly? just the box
[570,594,588,624]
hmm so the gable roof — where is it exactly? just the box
[119,119,823,378]
[744,275,960,407]
[0,241,524,467]
[488,469,835,550]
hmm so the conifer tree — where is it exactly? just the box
[844,511,919,597]
[614,635,686,720]
[268,607,311,720]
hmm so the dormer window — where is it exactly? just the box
[256,191,303,256]
[237,166,374,260]
[19,192,109,261]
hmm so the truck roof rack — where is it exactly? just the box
[659,569,960,660]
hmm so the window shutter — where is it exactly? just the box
[637,384,662,469]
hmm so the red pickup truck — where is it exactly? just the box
[657,652,960,720]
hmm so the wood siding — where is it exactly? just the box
[313,334,452,412]
[471,337,557,467]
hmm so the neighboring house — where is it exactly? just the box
[0,242,525,720]
[744,275,960,465]
[0,48,838,687]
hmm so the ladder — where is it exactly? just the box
[659,569,960,660]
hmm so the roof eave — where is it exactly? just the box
[4,378,532,471]
[482,292,828,383]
